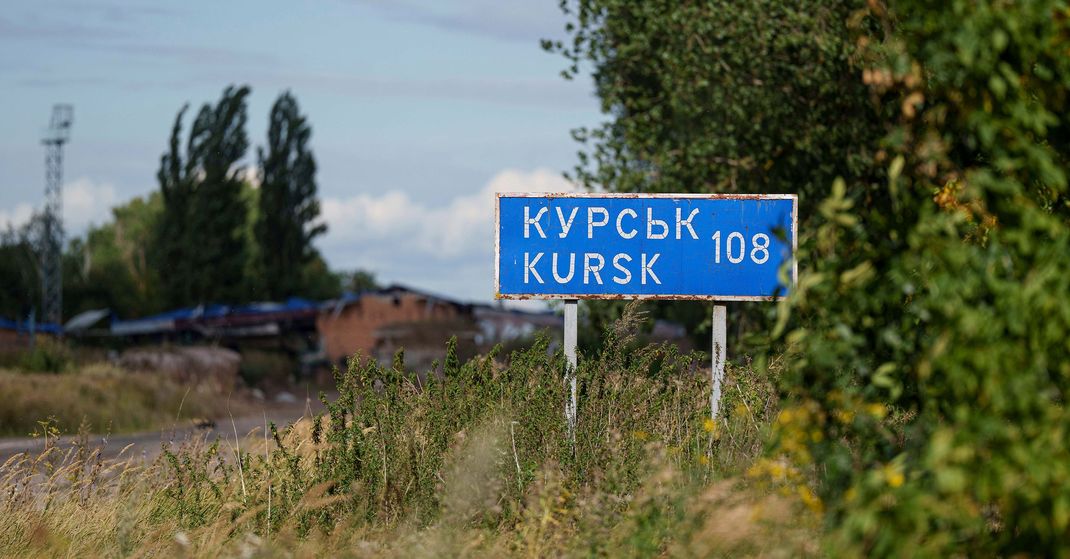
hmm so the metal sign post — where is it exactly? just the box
[563,300,578,442]
[710,305,727,421]
[494,193,797,442]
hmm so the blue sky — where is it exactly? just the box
[0,0,600,305]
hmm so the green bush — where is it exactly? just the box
[550,0,885,346]
[238,349,295,387]
[17,338,71,374]
[148,307,778,539]
[2,312,798,556]
[763,1,1070,555]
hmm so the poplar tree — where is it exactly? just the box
[256,92,325,299]
[156,85,252,306]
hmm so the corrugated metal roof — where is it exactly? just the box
[0,317,62,334]
[109,297,319,336]
[64,308,110,332]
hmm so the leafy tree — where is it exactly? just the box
[759,1,1070,554]
[155,104,195,307]
[155,85,253,307]
[552,0,885,346]
[557,0,1070,552]
[550,0,881,202]
[341,269,380,293]
[255,92,326,299]
[0,220,41,320]
[300,255,345,300]
[63,193,163,318]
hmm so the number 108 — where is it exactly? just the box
[711,231,770,264]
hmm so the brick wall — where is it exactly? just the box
[316,292,467,364]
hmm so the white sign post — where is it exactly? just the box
[710,305,727,421]
[563,299,578,442]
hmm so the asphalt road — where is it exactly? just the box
[0,395,327,464]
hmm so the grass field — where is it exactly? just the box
[0,311,817,557]
[0,364,243,438]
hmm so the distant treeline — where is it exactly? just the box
[0,87,377,321]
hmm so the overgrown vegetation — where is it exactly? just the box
[0,363,238,437]
[4,0,1068,555]
[761,1,1070,555]
[0,309,805,556]
[556,0,1070,554]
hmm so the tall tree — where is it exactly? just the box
[0,219,42,320]
[256,92,326,299]
[63,193,163,318]
[551,0,881,203]
[552,0,885,345]
[156,104,194,307]
[155,85,252,307]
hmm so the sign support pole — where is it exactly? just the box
[710,304,727,422]
[564,299,578,443]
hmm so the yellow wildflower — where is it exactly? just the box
[834,409,855,424]
[797,484,824,514]
[865,403,888,420]
[883,463,905,488]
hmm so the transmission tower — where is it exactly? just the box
[40,104,73,328]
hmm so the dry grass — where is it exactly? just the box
[0,364,240,437]
[0,307,818,556]
[0,420,819,558]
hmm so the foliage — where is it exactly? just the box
[554,0,1070,553]
[6,87,338,320]
[549,0,881,202]
[155,85,253,307]
[0,220,40,321]
[256,92,327,300]
[298,255,345,300]
[63,193,163,318]
[0,311,798,556]
[761,1,1070,555]
[0,363,241,436]
[551,0,885,345]
[340,268,380,293]
[16,337,71,374]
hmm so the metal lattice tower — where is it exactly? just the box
[41,104,73,327]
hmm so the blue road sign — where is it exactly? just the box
[495,193,796,300]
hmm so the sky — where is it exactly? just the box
[0,0,601,308]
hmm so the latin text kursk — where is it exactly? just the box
[520,206,770,285]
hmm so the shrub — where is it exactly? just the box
[0,363,241,436]
[763,1,1070,555]
[17,338,71,373]
[238,349,295,387]
[1,309,794,556]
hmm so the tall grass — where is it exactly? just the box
[0,364,240,437]
[0,305,813,556]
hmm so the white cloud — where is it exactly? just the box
[0,202,35,232]
[0,176,117,232]
[321,167,577,259]
[0,177,119,235]
[319,167,579,300]
[63,177,119,233]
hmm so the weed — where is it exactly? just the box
[0,306,798,556]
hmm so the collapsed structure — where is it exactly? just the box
[17,284,560,373]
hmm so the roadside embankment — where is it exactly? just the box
[0,358,246,438]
